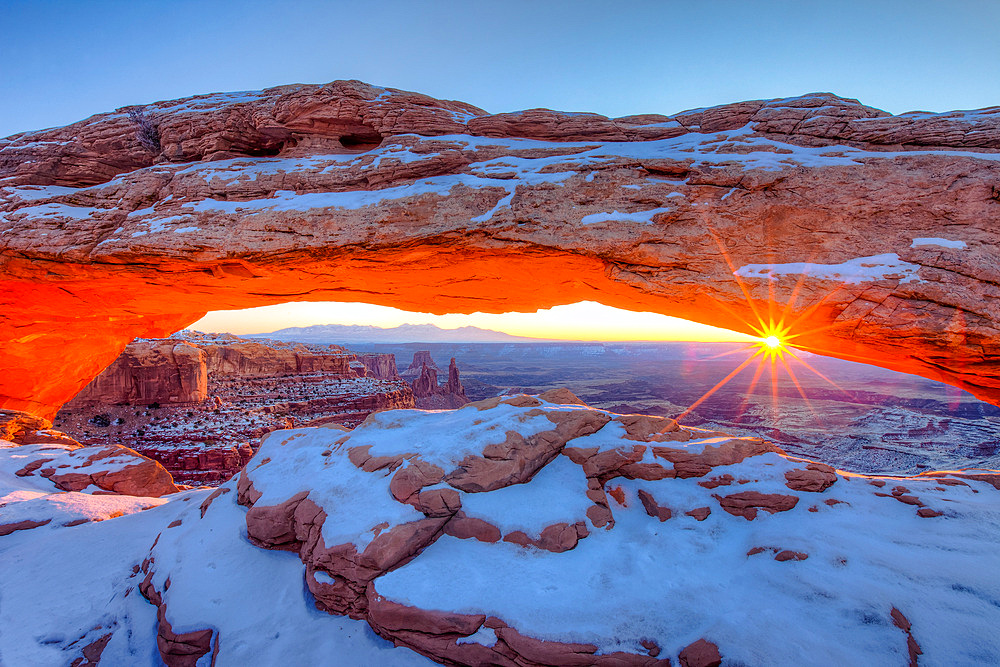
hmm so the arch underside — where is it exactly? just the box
[1,82,999,419]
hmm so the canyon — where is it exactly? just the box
[1,81,998,420]
[56,332,413,484]
[54,334,470,484]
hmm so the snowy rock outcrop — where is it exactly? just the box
[0,409,177,542]
[2,83,1000,419]
[2,395,998,665]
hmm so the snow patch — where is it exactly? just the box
[580,207,672,225]
[735,253,924,284]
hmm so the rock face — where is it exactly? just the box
[4,394,997,665]
[57,332,414,484]
[70,339,209,406]
[406,353,470,409]
[400,351,440,381]
[359,353,400,380]
[68,331,359,407]
[1,82,999,419]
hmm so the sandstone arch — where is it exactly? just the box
[1,81,999,419]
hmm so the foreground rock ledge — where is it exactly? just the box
[2,80,999,417]
[2,393,998,665]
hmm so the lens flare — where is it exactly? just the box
[675,227,853,424]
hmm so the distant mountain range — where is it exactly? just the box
[249,323,549,344]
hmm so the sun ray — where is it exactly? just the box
[775,287,846,340]
[790,341,891,367]
[707,226,767,329]
[734,356,768,422]
[673,231,869,432]
[779,355,820,421]
[774,248,822,331]
[676,348,764,421]
[702,343,760,361]
[783,347,850,394]
[769,354,780,421]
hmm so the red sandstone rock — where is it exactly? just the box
[637,489,672,522]
[445,409,610,492]
[538,388,587,405]
[0,409,51,441]
[69,340,207,407]
[400,351,441,381]
[443,513,502,543]
[495,626,599,665]
[678,638,722,667]
[654,438,779,479]
[615,413,683,442]
[70,632,113,667]
[698,474,734,489]
[712,491,800,520]
[686,506,712,521]
[390,459,446,503]
[2,85,1000,420]
[359,353,400,380]
[785,462,839,492]
[7,428,179,497]
[891,607,912,632]
[890,607,923,667]
[408,353,470,410]
[501,522,586,553]
[367,591,485,636]
[0,518,52,536]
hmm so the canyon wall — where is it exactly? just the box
[66,332,358,408]
[69,340,208,406]
[359,353,400,380]
[58,333,414,484]
[2,81,999,418]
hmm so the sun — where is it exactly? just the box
[674,224,852,423]
[755,323,791,362]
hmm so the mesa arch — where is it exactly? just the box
[1,80,998,420]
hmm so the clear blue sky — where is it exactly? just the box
[1,0,998,138]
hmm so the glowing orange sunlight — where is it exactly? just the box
[675,230,850,424]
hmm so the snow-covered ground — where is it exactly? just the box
[2,394,998,666]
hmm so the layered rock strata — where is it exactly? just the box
[67,331,360,407]
[2,393,997,665]
[2,82,999,418]
[56,332,413,484]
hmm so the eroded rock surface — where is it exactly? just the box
[54,331,413,484]
[406,352,470,409]
[2,83,999,418]
[1,395,998,665]
[0,412,175,544]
